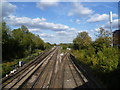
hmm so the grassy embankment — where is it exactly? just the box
[1,49,43,78]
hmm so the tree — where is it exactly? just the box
[2,22,18,61]
[93,27,111,51]
[96,27,110,38]
[2,23,46,61]
[44,42,51,49]
[73,32,92,49]
[96,47,118,72]
[1,22,53,63]
[21,25,29,33]
[33,35,45,50]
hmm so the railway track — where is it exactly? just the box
[2,46,102,89]
[62,53,88,89]
[2,47,58,89]
[20,51,89,89]
[20,46,59,89]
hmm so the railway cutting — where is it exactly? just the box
[2,46,102,89]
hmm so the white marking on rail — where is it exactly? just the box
[10,48,57,89]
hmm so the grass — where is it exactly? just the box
[1,49,43,78]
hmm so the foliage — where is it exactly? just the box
[73,32,92,50]
[2,62,15,77]
[2,49,43,77]
[2,22,15,61]
[96,27,111,38]
[44,42,52,49]
[96,47,118,72]
[71,28,119,88]
[93,27,111,52]
[59,43,72,50]
[2,22,51,62]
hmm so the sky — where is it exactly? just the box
[1,0,119,44]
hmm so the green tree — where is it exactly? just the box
[33,35,45,50]
[93,27,111,52]
[13,26,45,54]
[21,25,29,33]
[96,47,118,72]
[12,28,26,57]
[44,42,51,49]
[73,32,92,49]
[2,22,15,61]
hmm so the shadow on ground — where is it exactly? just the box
[72,82,103,90]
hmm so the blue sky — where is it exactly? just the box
[2,1,119,44]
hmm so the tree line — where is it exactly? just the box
[2,22,51,62]
[71,27,120,88]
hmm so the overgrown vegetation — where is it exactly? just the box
[2,49,42,77]
[60,28,120,88]
[71,28,120,88]
[2,22,51,62]
[1,22,52,77]
[1,21,120,88]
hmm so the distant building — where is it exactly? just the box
[113,30,120,47]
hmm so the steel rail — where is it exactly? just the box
[2,47,57,89]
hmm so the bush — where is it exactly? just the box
[2,49,43,77]
[2,62,15,77]
[71,27,119,88]
[96,47,118,73]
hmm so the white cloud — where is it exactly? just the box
[103,19,119,30]
[56,31,69,35]
[94,28,100,32]
[29,28,41,32]
[68,3,93,17]
[1,1,16,18]
[70,19,81,24]
[5,15,77,32]
[87,13,118,22]
[36,0,58,10]
[93,19,119,33]
[75,19,80,24]
[39,33,54,38]
[55,30,79,43]
[1,0,119,2]
[77,30,88,33]
[113,14,118,17]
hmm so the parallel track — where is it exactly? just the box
[2,47,58,89]
[63,54,88,89]
[23,47,59,89]
[2,47,101,89]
